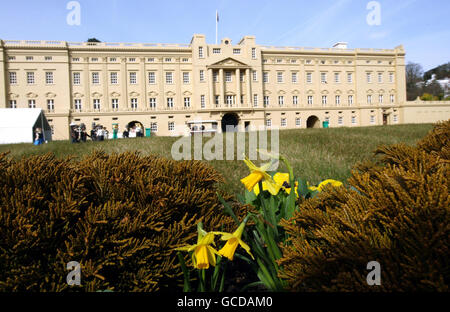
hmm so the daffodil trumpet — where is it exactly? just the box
[214,216,254,261]
[240,156,281,196]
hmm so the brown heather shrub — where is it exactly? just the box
[0,151,244,292]
[278,120,450,292]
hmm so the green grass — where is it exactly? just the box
[0,124,433,195]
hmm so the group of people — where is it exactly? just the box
[70,123,145,143]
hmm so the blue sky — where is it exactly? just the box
[0,0,448,71]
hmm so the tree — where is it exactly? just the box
[423,80,444,100]
[87,38,101,43]
[406,62,424,101]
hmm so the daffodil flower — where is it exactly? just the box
[240,156,280,195]
[308,179,343,192]
[254,172,299,198]
[215,218,254,261]
[176,225,219,270]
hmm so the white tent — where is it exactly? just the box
[0,108,52,144]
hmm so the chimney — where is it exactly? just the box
[333,42,348,49]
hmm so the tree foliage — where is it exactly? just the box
[278,120,450,292]
[0,151,242,291]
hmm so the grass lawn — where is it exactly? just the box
[0,123,434,195]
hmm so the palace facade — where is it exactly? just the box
[0,34,448,140]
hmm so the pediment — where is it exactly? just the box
[166,91,176,97]
[292,89,300,95]
[367,89,374,94]
[183,91,193,96]
[334,90,342,95]
[306,89,315,95]
[110,92,121,98]
[129,91,140,97]
[264,90,272,95]
[73,92,84,98]
[148,91,159,97]
[8,93,19,99]
[277,90,286,95]
[208,57,249,69]
[347,90,355,94]
[92,92,102,98]
[45,92,57,98]
[378,89,385,94]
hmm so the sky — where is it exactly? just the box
[0,0,448,71]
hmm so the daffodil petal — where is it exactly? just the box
[238,238,254,260]
[241,172,264,191]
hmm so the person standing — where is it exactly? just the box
[96,126,104,141]
[123,128,129,138]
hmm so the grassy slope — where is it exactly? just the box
[0,124,433,195]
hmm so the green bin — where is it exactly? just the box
[145,128,151,137]
[322,121,329,128]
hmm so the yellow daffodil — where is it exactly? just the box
[308,179,343,193]
[240,156,280,195]
[254,172,298,198]
[216,218,254,261]
[176,226,219,270]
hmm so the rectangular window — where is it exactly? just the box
[233,48,241,54]
[367,72,372,83]
[252,48,256,59]
[215,95,220,106]
[292,72,298,83]
[293,96,298,106]
[338,116,343,125]
[73,72,81,85]
[226,95,235,106]
[28,100,36,108]
[45,56,53,61]
[182,58,189,62]
[199,70,205,82]
[167,97,174,108]
[149,98,157,109]
[389,72,394,83]
[26,56,33,61]
[213,72,219,82]
[45,72,54,84]
[131,98,138,109]
[93,99,101,110]
[263,72,269,83]
[379,94,383,103]
[351,116,357,125]
[334,72,340,83]
[128,58,136,62]
[335,95,340,106]
[165,58,172,62]
[200,95,205,109]
[129,72,137,84]
[148,72,156,84]
[74,99,82,111]
[8,56,16,61]
[347,72,353,83]
[322,95,327,106]
[393,115,398,123]
[240,72,244,82]
[92,72,100,85]
[112,99,119,110]
[348,95,353,106]
[253,94,258,107]
[296,117,301,127]
[9,72,17,84]
[278,96,284,107]
[367,95,372,104]
[165,72,173,84]
[263,96,270,107]
[281,118,287,127]
[277,72,283,83]
[213,48,221,54]
[150,122,158,132]
[307,95,313,106]
[198,47,204,58]
[266,119,272,127]
[184,97,191,108]
[378,72,383,83]
[9,100,17,109]
[27,72,35,84]
[370,115,376,124]
[110,72,118,85]
[168,122,175,131]
[225,71,232,82]
[47,99,55,112]
[390,94,395,103]
[253,70,257,82]
[110,58,117,62]
[306,72,312,83]
[321,72,327,83]
[183,72,190,84]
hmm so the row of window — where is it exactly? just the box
[8,56,53,61]
[9,71,55,85]
[199,47,257,59]
[265,115,397,127]
[8,99,55,111]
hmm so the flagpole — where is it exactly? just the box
[216,10,218,44]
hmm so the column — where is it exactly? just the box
[121,58,128,110]
[219,68,224,107]
[246,68,252,107]
[236,68,241,107]
[208,68,214,108]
